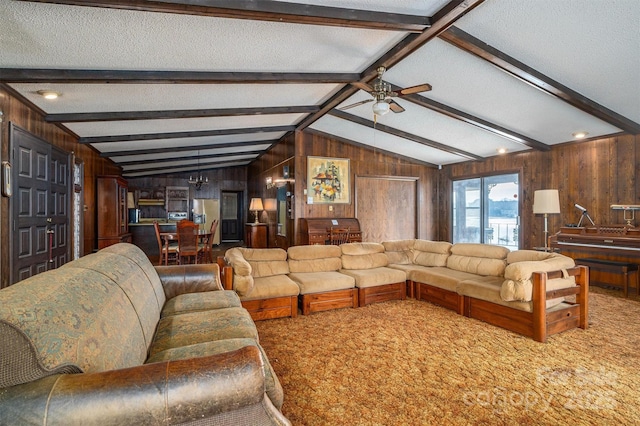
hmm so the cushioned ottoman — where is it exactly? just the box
[287,245,357,315]
[339,242,407,306]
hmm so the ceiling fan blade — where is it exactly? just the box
[338,98,373,110]
[389,100,405,113]
[398,83,432,95]
[352,82,374,92]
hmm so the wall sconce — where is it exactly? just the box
[266,177,275,189]
[533,189,560,251]
[249,198,264,224]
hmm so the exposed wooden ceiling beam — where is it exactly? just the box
[79,124,294,143]
[122,160,251,177]
[116,150,263,166]
[440,26,640,135]
[329,109,483,161]
[22,0,429,32]
[388,84,551,151]
[306,128,437,168]
[296,0,485,131]
[0,68,359,84]
[100,139,277,158]
[46,106,319,123]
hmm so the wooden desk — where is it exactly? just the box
[299,217,362,245]
[245,223,267,248]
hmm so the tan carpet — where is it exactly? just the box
[255,289,640,425]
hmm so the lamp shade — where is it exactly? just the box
[533,190,560,214]
[249,198,264,211]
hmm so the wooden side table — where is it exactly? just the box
[245,223,267,248]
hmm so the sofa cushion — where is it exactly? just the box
[146,338,284,410]
[413,240,453,267]
[63,250,162,349]
[287,245,342,273]
[446,243,509,276]
[0,267,148,388]
[288,271,355,294]
[161,290,242,318]
[411,266,480,292]
[100,243,167,309]
[149,307,259,357]
[225,248,254,296]
[501,250,576,302]
[340,242,388,270]
[240,275,300,301]
[382,239,415,265]
[457,276,566,311]
[339,267,406,289]
[240,248,290,278]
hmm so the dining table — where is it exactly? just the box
[159,229,213,264]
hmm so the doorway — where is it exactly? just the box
[221,191,243,242]
[10,124,71,284]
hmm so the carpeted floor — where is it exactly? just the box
[255,288,640,425]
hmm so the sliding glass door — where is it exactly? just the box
[452,173,520,250]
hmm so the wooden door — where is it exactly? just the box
[221,191,243,242]
[10,125,71,284]
[355,176,418,242]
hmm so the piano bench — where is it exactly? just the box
[575,258,639,297]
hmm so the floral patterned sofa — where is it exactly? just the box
[0,243,290,426]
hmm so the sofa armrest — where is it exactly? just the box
[155,263,223,300]
[217,256,234,290]
[0,346,278,426]
[531,265,589,342]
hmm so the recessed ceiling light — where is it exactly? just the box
[572,131,588,139]
[37,90,61,100]
[497,148,507,154]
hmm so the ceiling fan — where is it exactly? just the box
[339,66,432,116]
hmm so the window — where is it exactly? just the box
[452,173,519,250]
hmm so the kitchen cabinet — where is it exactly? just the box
[97,175,132,249]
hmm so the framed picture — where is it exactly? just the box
[307,156,350,204]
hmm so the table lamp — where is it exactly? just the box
[249,198,264,224]
[533,189,560,251]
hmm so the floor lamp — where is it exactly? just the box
[533,189,560,251]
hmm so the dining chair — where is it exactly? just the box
[176,220,200,264]
[153,221,178,266]
[329,227,350,245]
[199,219,219,263]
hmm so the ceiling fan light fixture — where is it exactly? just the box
[372,100,390,116]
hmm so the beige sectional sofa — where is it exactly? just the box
[222,240,588,342]
[0,243,290,426]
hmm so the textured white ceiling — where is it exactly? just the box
[1,0,637,174]
[456,0,640,124]
[386,38,622,144]
[1,1,405,72]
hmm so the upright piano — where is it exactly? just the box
[298,217,362,245]
[550,225,640,294]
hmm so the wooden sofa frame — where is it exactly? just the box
[299,288,358,315]
[217,256,298,321]
[412,266,589,343]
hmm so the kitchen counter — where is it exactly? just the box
[129,222,178,262]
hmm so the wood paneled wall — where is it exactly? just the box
[247,132,296,248]
[0,85,121,287]
[247,130,439,246]
[126,167,248,210]
[438,133,640,249]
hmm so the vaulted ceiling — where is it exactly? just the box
[1,0,638,177]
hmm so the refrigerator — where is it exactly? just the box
[192,198,221,245]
